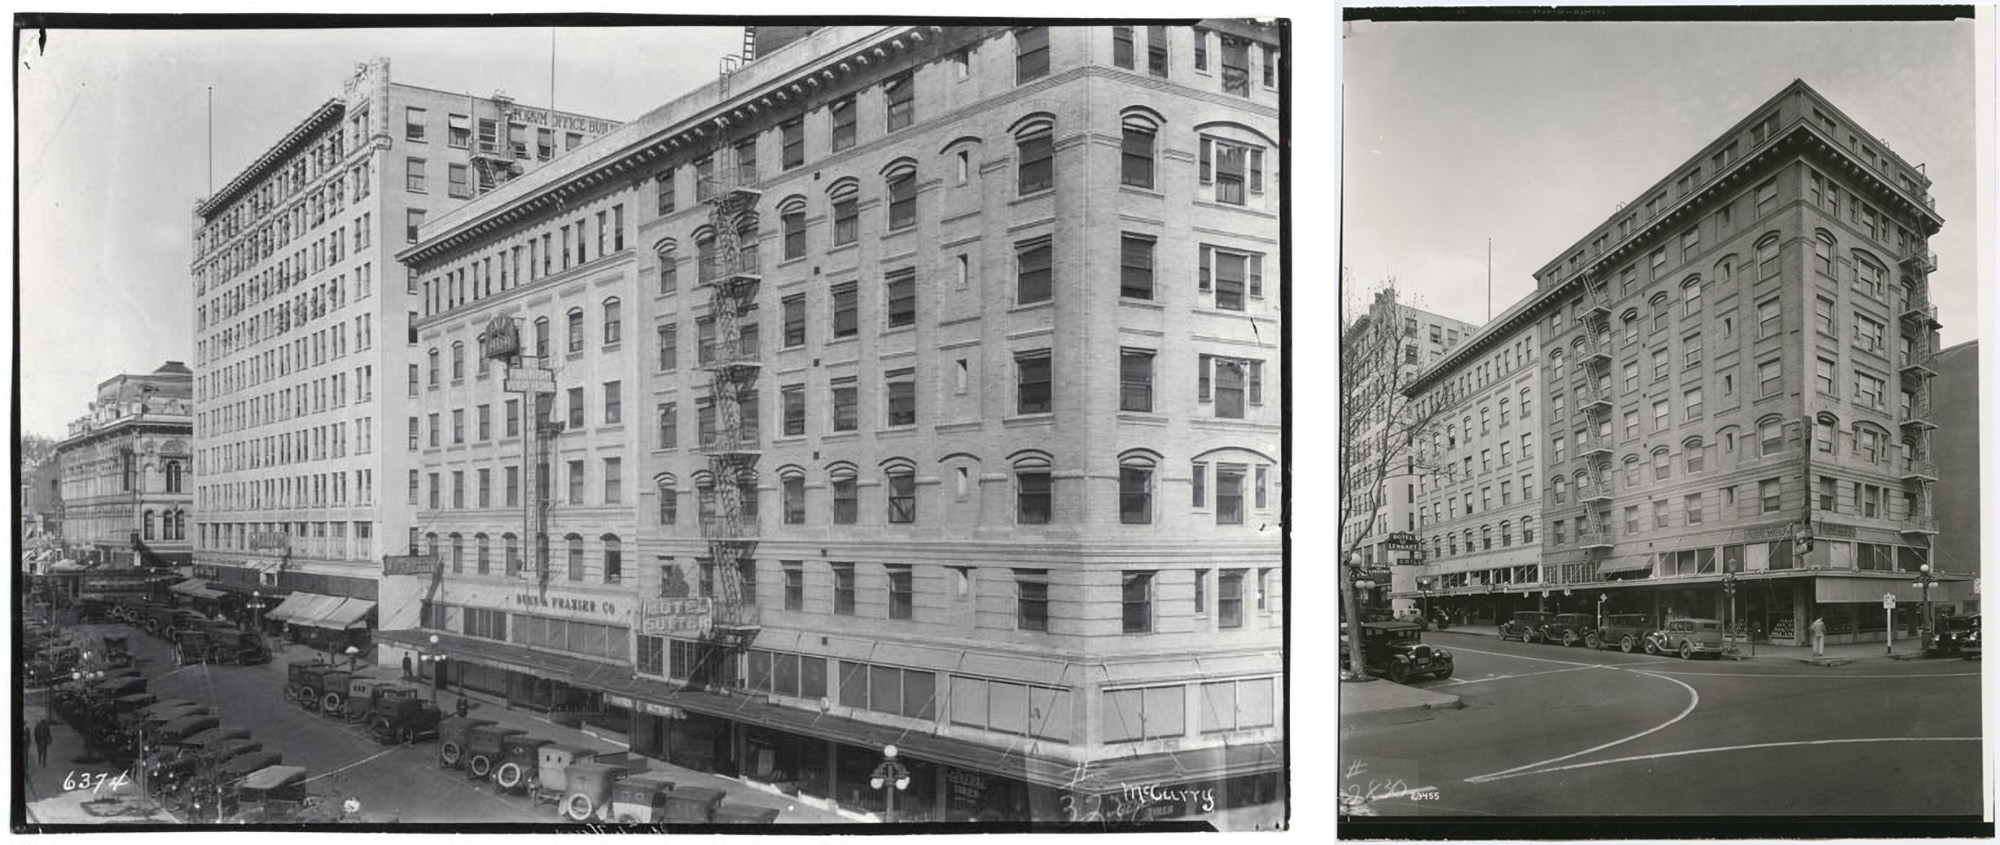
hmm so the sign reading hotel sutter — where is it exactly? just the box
[638,597,712,635]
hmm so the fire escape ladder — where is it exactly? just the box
[698,134,763,652]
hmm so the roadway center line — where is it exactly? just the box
[1463,670,1700,784]
[1472,736,1980,782]
[1444,664,1606,685]
[1638,669,1983,679]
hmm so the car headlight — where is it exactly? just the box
[1437,649,1451,660]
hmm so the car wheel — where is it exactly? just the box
[398,726,417,745]
[1643,638,1660,656]
[470,755,493,778]
[1388,661,1411,684]
[564,793,594,822]
[1585,633,1601,650]
[1434,664,1453,679]
[323,693,343,714]
[1679,641,1693,660]
[1497,626,1508,640]
[1561,630,1577,647]
[496,762,524,790]
[1620,635,1635,654]
[440,741,463,767]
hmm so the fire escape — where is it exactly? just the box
[695,125,764,658]
[1572,269,1616,555]
[471,92,526,195]
[1897,248,1942,539]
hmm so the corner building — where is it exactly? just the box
[55,362,196,570]
[1412,80,1967,643]
[188,57,617,651]
[384,24,1283,823]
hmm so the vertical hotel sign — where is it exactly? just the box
[638,597,713,635]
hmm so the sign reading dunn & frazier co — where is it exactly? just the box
[515,592,617,617]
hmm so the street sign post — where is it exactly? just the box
[1882,592,1897,654]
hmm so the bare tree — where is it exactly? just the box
[1340,273,1457,679]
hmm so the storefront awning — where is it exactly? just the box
[374,629,1287,794]
[1597,556,1655,576]
[265,592,331,623]
[297,597,377,630]
[168,579,225,601]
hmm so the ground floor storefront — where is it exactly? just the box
[374,628,1283,823]
[195,559,380,655]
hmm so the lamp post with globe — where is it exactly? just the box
[420,634,450,705]
[869,744,912,823]
[1913,563,1940,649]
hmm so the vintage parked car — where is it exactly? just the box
[1339,621,1454,683]
[231,765,315,823]
[606,771,679,822]
[1498,611,1553,642]
[561,760,640,821]
[464,724,526,780]
[296,666,354,712]
[1541,613,1599,647]
[1645,618,1727,659]
[283,661,333,700]
[369,691,443,745]
[1587,613,1659,653]
[1926,614,1981,658]
[712,803,783,824]
[435,716,495,769]
[493,734,555,793]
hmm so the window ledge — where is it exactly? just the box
[828,241,860,256]
[1117,412,1168,425]
[877,425,919,437]
[1011,189,1055,206]
[1003,413,1055,429]
[880,324,916,338]
[771,435,808,446]
[821,431,861,444]
[1008,300,1055,316]
[602,342,622,353]
[1119,297,1165,310]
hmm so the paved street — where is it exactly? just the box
[1339,631,1982,817]
[34,624,836,825]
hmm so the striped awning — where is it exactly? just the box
[1598,556,1656,576]
[265,592,332,623]
[296,597,376,630]
[168,579,225,600]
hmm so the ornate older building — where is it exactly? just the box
[381,23,1283,824]
[55,361,195,569]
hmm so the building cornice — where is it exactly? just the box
[195,98,345,220]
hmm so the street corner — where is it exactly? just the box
[1340,678,1463,728]
[1796,657,1853,667]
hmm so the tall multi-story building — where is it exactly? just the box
[54,361,195,569]
[1338,289,1477,614]
[188,57,617,648]
[382,23,1283,824]
[1405,80,1967,644]
[1390,297,1545,622]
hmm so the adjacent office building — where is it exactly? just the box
[381,24,1283,823]
[54,361,196,569]
[187,57,617,649]
[1400,80,1967,644]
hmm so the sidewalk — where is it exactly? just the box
[1434,625,1960,666]
[1338,677,1461,727]
[19,690,172,825]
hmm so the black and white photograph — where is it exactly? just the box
[14,17,1288,830]
[1337,6,1989,836]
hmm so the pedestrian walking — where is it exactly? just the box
[401,652,413,679]
[33,719,53,767]
[1810,615,1826,657]
[22,721,35,769]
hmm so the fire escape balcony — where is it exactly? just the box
[697,511,760,541]
[1577,436,1614,462]
[1577,333,1613,369]
[1898,349,1937,381]
[1900,458,1938,484]
[1576,530,1615,551]
[1900,302,1941,332]
[1581,483,1614,506]
[1900,249,1937,276]
[698,430,762,458]
[699,345,765,378]
[1900,402,1938,432]
[1578,385,1614,416]
[1899,517,1938,536]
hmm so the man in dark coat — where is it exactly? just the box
[33,719,53,766]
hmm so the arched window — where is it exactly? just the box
[1500,519,1512,547]
[1552,475,1568,504]
[1652,447,1672,481]
[885,461,917,523]
[827,180,860,247]
[1118,452,1157,525]
[474,532,490,574]
[603,297,622,345]
[1758,416,1787,457]
[778,465,807,525]
[1684,437,1705,473]
[656,475,678,525]
[1756,233,1781,280]
[566,307,584,353]
[602,534,623,583]
[425,532,439,556]
[566,532,584,581]
[1574,469,1593,495]
[164,461,183,493]
[1621,308,1639,342]
[143,510,156,541]
[1713,254,1737,286]
[449,532,464,573]
[654,239,679,295]
[1649,292,1671,332]
[883,159,918,231]
[1623,454,1641,487]
[735,212,760,275]
[533,317,550,359]
[1120,109,1161,189]
[1013,114,1055,195]
[502,532,520,576]
[427,348,440,385]
[1813,230,1836,277]
[777,195,808,261]
[1815,414,1838,454]
[1013,452,1054,525]
[451,341,465,380]
[828,463,858,524]
[1681,276,1702,316]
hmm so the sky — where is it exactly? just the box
[16,24,744,437]
[1340,17,1980,346]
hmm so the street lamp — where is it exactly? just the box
[1721,572,1739,657]
[1914,564,1939,649]
[1416,577,1433,626]
[868,744,912,823]
[69,654,106,765]
[344,645,360,672]
[422,634,449,705]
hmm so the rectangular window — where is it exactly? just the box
[1761,478,1782,513]
[832,283,858,338]
[1016,27,1049,83]
[884,72,914,132]
[656,169,675,216]
[1122,126,1155,189]
[603,380,622,425]
[781,384,806,437]
[404,106,426,141]
[1113,26,1135,68]
[1122,571,1152,633]
[1148,25,1170,77]
[784,563,804,611]
[1216,464,1245,525]
[1014,570,1049,630]
[886,565,915,620]
[829,96,856,152]
[657,402,677,449]
[1017,471,1052,525]
[885,268,916,328]
[1219,570,1244,628]
[1017,237,1053,304]
[831,378,858,432]
[886,368,916,427]
[1016,350,1052,415]
[658,323,678,371]
[833,563,856,615]
[1119,348,1154,413]
[1018,129,1054,195]
[446,163,469,198]
[781,119,804,170]
[1120,466,1152,524]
